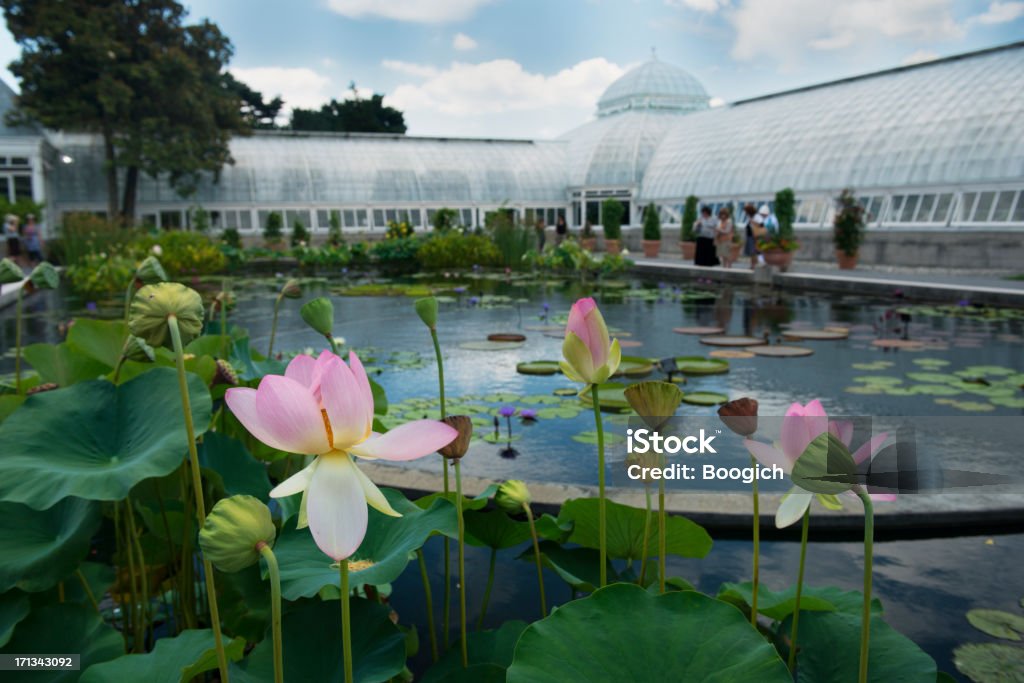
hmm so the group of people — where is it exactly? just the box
[4,213,43,266]
[691,203,776,268]
[534,214,569,251]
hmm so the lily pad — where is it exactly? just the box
[682,391,729,406]
[991,396,1024,409]
[966,609,1024,640]
[699,335,766,347]
[954,643,1024,682]
[422,621,529,683]
[459,340,525,351]
[579,383,631,411]
[558,498,711,561]
[506,585,791,682]
[746,345,814,357]
[552,388,577,396]
[274,488,456,599]
[535,405,581,419]
[675,356,729,375]
[709,349,754,359]
[872,339,925,349]
[80,629,246,683]
[0,368,212,509]
[0,498,101,592]
[908,384,962,396]
[673,326,725,335]
[571,431,625,445]
[912,358,950,367]
[516,361,561,376]
[783,329,849,341]
[527,542,618,593]
[612,356,655,378]
[906,372,959,383]
[717,582,839,621]
[0,604,122,683]
[853,376,904,385]
[488,333,526,342]
[852,361,894,370]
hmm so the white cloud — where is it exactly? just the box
[229,66,332,111]
[382,60,440,78]
[326,0,492,23]
[968,1,1024,25]
[727,0,962,67]
[901,49,939,66]
[708,96,726,107]
[385,57,626,138]
[665,0,727,12]
[452,32,478,50]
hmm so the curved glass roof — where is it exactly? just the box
[49,133,569,205]
[597,59,709,117]
[559,111,682,187]
[640,44,1024,200]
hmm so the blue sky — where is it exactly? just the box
[2,0,1023,138]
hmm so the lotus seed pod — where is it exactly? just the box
[623,381,683,431]
[495,480,532,514]
[28,262,59,290]
[414,296,438,329]
[199,495,276,573]
[122,335,156,363]
[281,278,302,299]
[717,397,759,437]
[438,415,472,459]
[0,258,22,284]
[134,255,168,285]
[129,282,205,348]
[300,297,334,338]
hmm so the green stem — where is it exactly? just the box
[168,315,229,682]
[258,544,284,683]
[429,328,446,418]
[327,334,338,355]
[476,548,497,630]
[14,287,23,394]
[658,478,666,593]
[123,280,134,325]
[524,504,547,617]
[339,560,353,683]
[219,279,228,359]
[788,506,810,672]
[119,500,140,650]
[125,496,151,649]
[455,460,468,668]
[856,488,874,683]
[590,383,607,588]
[750,455,760,627]
[639,486,652,586]
[416,549,439,662]
[268,294,282,358]
[429,326,452,647]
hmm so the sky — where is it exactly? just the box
[0,0,1021,139]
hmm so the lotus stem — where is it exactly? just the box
[219,279,228,359]
[416,549,439,661]
[327,334,338,355]
[123,280,134,326]
[476,548,496,630]
[268,293,282,358]
[168,315,229,682]
[590,383,607,588]
[856,488,874,683]
[523,503,547,618]
[14,287,23,394]
[125,496,151,648]
[428,326,452,647]
[455,459,468,668]
[258,543,284,683]
[118,500,141,650]
[339,560,353,683]
[658,478,666,593]
[789,506,811,671]
[750,454,760,626]
[76,568,100,615]
[639,486,652,586]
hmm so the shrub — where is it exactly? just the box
[221,227,241,249]
[291,218,309,247]
[601,198,623,240]
[432,207,459,232]
[328,210,343,246]
[371,235,424,273]
[263,211,283,245]
[774,188,796,240]
[833,188,865,257]
[681,195,698,242]
[386,220,414,240]
[59,212,137,266]
[191,206,210,233]
[137,231,227,275]
[418,232,502,269]
[642,203,661,241]
[66,252,137,298]
[294,243,351,269]
[487,210,532,269]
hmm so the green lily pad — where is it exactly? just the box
[966,609,1024,641]
[422,620,529,683]
[0,498,101,592]
[0,591,29,647]
[22,342,111,387]
[80,629,246,683]
[853,376,904,385]
[482,432,521,444]
[961,365,1016,377]
[845,385,885,395]
[675,356,729,375]
[908,384,962,396]
[991,396,1024,409]
[516,361,561,376]
[535,405,580,419]
[682,391,729,406]
[0,604,122,683]
[519,394,562,405]
[274,488,456,599]
[906,372,959,383]
[459,340,525,351]
[557,497,711,561]
[0,368,212,509]
[506,585,791,682]
[66,319,128,368]
[464,509,531,550]
[612,356,655,378]
[571,431,625,445]
[579,383,631,410]
[944,400,997,412]
[553,388,577,396]
[197,432,272,500]
[911,358,950,367]
[240,598,406,683]
[852,361,894,370]
[954,643,1024,682]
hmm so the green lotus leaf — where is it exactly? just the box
[275,488,456,599]
[506,584,791,682]
[535,405,581,419]
[413,484,498,514]
[0,498,101,592]
[80,629,246,683]
[991,396,1024,409]
[612,355,655,377]
[966,608,1024,641]
[961,365,1016,377]
[716,582,838,621]
[557,497,712,561]
[516,361,561,376]
[28,261,59,289]
[905,372,959,383]
[782,610,936,682]
[0,591,29,647]
[66,318,127,368]
[675,356,729,375]
[22,342,110,386]
[682,391,730,406]
[853,376,904,385]
[240,598,405,683]
[0,604,122,683]
[522,541,618,593]
[0,394,25,423]
[464,509,531,550]
[482,432,521,444]
[571,431,625,445]
[907,384,962,396]
[954,643,1024,683]
[197,432,272,500]
[0,368,211,509]
[422,620,528,683]
[579,382,631,410]
[519,394,562,405]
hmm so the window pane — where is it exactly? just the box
[914,194,935,222]
[373,209,385,227]
[13,175,32,201]
[160,211,182,229]
[426,208,436,225]
[887,196,905,222]
[972,191,996,221]
[357,210,369,228]
[933,194,953,223]
[991,192,1015,222]
[867,197,883,222]
[0,177,9,202]
[239,211,252,230]
[586,201,600,225]
[1013,194,1024,223]
[343,210,356,228]
[224,211,237,229]
[385,209,397,223]
[900,195,919,222]
[317,210,329,228]
[960,192,977,221]
[461,209,473,227]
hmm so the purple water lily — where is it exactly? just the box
[520,409,538,422]
[498,405,517,417]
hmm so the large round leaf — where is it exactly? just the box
[275,488,456,600]
[81,629,246,683]
[197,432,272,500]
[0,591,30,647]
[0,368,212,509]
[464,509,531,550]
[0,604,122,683]
[22,343,110,387]
[506,584,791,682]
[716,581,839,621]
[241,598,405,683]
[954,643,1024,682]
[0,498,101,592]
[422,620,528,683]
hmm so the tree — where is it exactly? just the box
[328,210,343,246]
[681,195,699,242]
[223,72,282,129]
[291,91,406,134]
[642,203,661,241]
[263,211,282,245]
[1,0,247,222]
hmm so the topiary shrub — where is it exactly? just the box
[291,218,309,247]
[601,198,624,240]
[263,211,283,245]
[643,203,661,241]
[328,210,343,246]
[833,188,865,256]
[681,195,698,242]
[432,207,459,232]
[774,188,796,240]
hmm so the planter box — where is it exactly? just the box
[679,241,696,260]
[642,240,661,258]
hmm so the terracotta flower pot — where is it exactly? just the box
[581,237,597,251]
[836,250,858,270]
[729,242,742,262]
[642,240,661,258]
[604,239,621,255]
[679,241,696,260]
[761,248,795,272]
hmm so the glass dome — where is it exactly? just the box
[559,111,682,187]
[597,58,710,117]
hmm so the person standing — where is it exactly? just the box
[535,216,546,252]
[694,205,719,266]
[555,214,567,246]
[4,214,21,265]
[22,214,43,264]
[743,203,761,268]
[715,206,734,268]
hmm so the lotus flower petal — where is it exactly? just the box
[745,439,795,473]
[348,420,457,461]
[829,420,854,448]
[347,351,375,435]
[851,432,889,465]
[562,332,595,384]
[253,375,331,454]
[285,354,319,391]
[320,357,371,448]
[776,489,813,529]
[351,463,400,517]
[781,401,828,460]
[269,458,319,498]
[306,454,367,561]
[225,387,287,453]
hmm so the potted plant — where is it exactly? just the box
[601,197,623,255]
[833,188,864,269]
[263,210,283,249]
[580,221,597,251]
[756,188,799,272]
[680,195,698,260]
[730,227,742,263]
[641,203,661,257]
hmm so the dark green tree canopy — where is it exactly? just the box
[223,72,283,129]
[291,93,406,134]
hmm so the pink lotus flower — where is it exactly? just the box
[745,400,892,528]
[226,350,457,560]
[560,297,621,385]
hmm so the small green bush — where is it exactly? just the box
[263,211,283,245]
[221,227,241,249]
[291,218,309,246]
[432,207,459,232]
[775,188,796,239]
[833,188,865,257]
[371,235,424,273]
[418,232,502,269]
[136,231,227,275]
[487,210,532,269]
[642,203,661,241]
[681,195,698,242]
[328,211,343,246]
[601,198,624,240]
[191,206,210,233]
